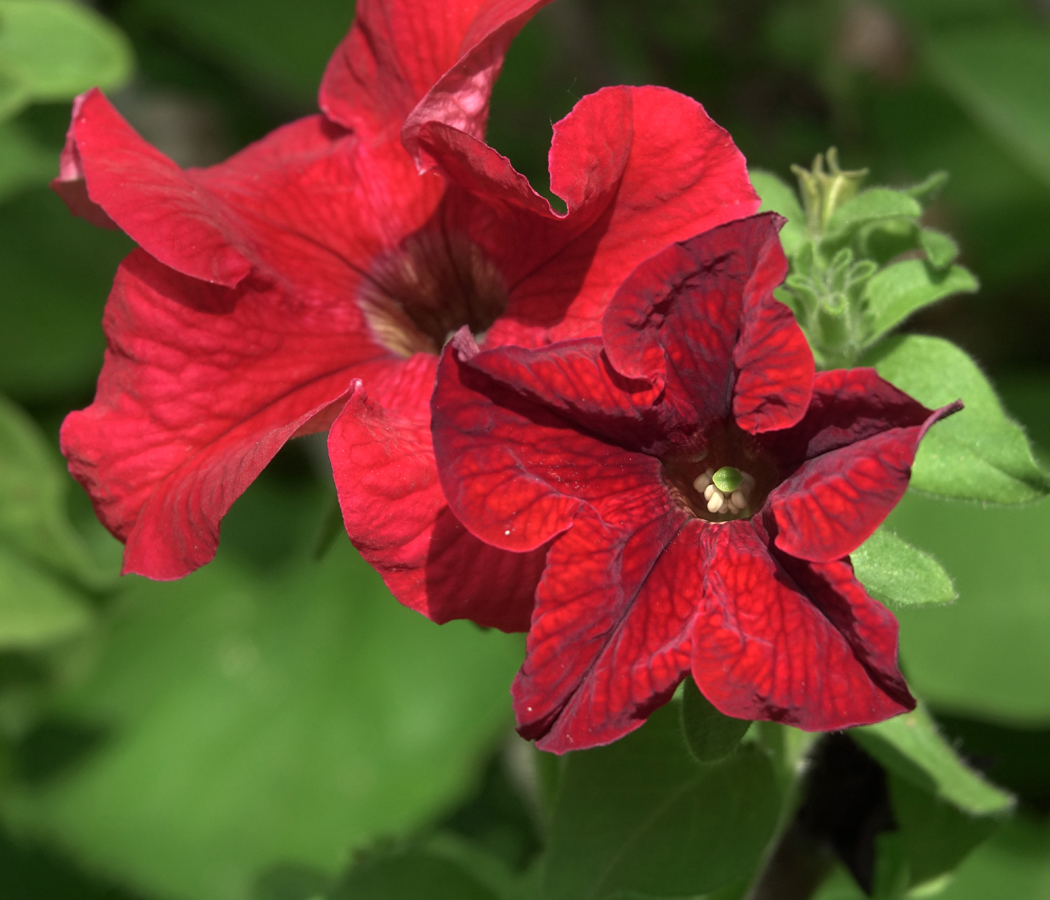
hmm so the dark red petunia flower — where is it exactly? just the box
[431,213,961,751]
[55,0,760,629]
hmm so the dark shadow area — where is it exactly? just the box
[14,718,112,787]
[0,822,146,900]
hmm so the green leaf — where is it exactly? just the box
[332,847,502,900]
[0,121,54,200]
[0,545,91,649]
[749,168,806,256]
[0,394,109,587]
[918,228,959,268]
[824,188,922,239]
[332,833,535,900]
[927,26,1050,190]
[902,170,949,203]
[919,819,1050,900]
[680,677,751,763]
[886,774,997,888]
[864,262,978,345]
[885,489,1050,723]
[864,335,1050,503]
[543,702,780,900]
[2,540,524,900]
[852,705,1013,816]
[850,528,955,610]
[0,0,132,110]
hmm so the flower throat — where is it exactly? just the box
[358,231,508,357]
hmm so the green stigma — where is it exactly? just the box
[712,466,743,493]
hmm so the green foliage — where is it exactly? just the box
[927,818,1050,900]
[887,490,1050,723]
[0,0,132,120]
[887,775,998,889]
[864,260,977,345]
[853,705,1013,816]
[542,702,779,900]
[850,528,955,610]
[751,165,978,368]
[927,26,1050,191]
[2,540,524,900]
[331,833,533,900]
[0,394,104,650]
[866,335,1050,503]
[0,395,105,586]
[680,677,751,763]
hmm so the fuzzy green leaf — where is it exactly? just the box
[851,528,955,610]
[919,228,959,268]
[865,335,1050,503]
[749,168,806,256]
[824,188,922,239]
[864,262,978,345]
[543,702,779,900]
[853,705,1013,816]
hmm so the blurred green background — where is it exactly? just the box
[1,0,1050,898]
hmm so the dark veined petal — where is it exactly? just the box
[764,370,961,562]
[432,332,663,552]
[513,507,693,753]
[603,215,811,434]
[691,521,913,730]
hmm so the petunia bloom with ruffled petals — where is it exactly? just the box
[55,0,760,630]
[431,213,961,752]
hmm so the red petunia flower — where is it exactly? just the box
[431,213,961,751]
[55,0,760,629]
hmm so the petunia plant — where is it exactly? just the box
[6,1,1050,900]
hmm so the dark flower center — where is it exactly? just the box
[661,420,780,522]
[358,230,508,357]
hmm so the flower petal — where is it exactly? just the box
[603,215,798,430]
[60,251,391,579]
[691,521,913,730]
[764,370,961,562]
[513,507,692,753]
[321,0,550,145]
[732,227,814,433]
[457,335,665,451]
[417,87,759,347]
[329,377,541,632]
[432,332,662,552]
[52,89,253,286]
